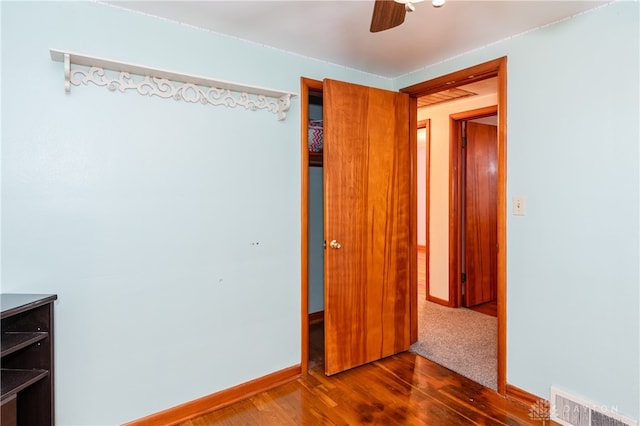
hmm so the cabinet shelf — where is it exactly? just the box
[1,369,49,402]
[1,294,56,425]
[1,332,48,358]
[309,151,323,167]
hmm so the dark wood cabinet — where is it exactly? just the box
[1,294,57,426]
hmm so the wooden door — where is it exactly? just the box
[463,121,498,307]
[323,79,410,375]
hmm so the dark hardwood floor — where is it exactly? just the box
[181,251,533,425]
[180,322,546,425]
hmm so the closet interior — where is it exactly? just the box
[307,86,324,368]
[308,89,323,167]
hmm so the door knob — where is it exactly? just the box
[329,240,342,249]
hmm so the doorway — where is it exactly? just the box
[452,107,499,310]
[411,100,499,389]
[402,56,507,394]
[300,57,507,394]
[300,78,411,376]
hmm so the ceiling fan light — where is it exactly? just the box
[432,0,446,7]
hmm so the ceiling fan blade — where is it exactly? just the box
[370,0,406,33]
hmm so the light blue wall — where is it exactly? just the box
[397,1,639,419]
[2,0,639,424]
[0,2,391,425]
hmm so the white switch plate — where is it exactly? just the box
[513,196,525,216]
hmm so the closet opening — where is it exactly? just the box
[301,78,324,374]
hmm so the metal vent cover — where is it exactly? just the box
[550,387,637,426]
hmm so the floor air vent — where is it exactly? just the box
[550,387,637,426]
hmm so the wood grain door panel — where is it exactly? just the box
[323,79,410,375]
[463,122,498,307]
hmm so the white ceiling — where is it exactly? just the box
[104,0,611,78]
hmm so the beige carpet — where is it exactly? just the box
[409,299,497,390]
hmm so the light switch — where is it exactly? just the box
[513,196,525,216]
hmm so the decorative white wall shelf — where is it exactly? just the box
[50,49,296,120]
